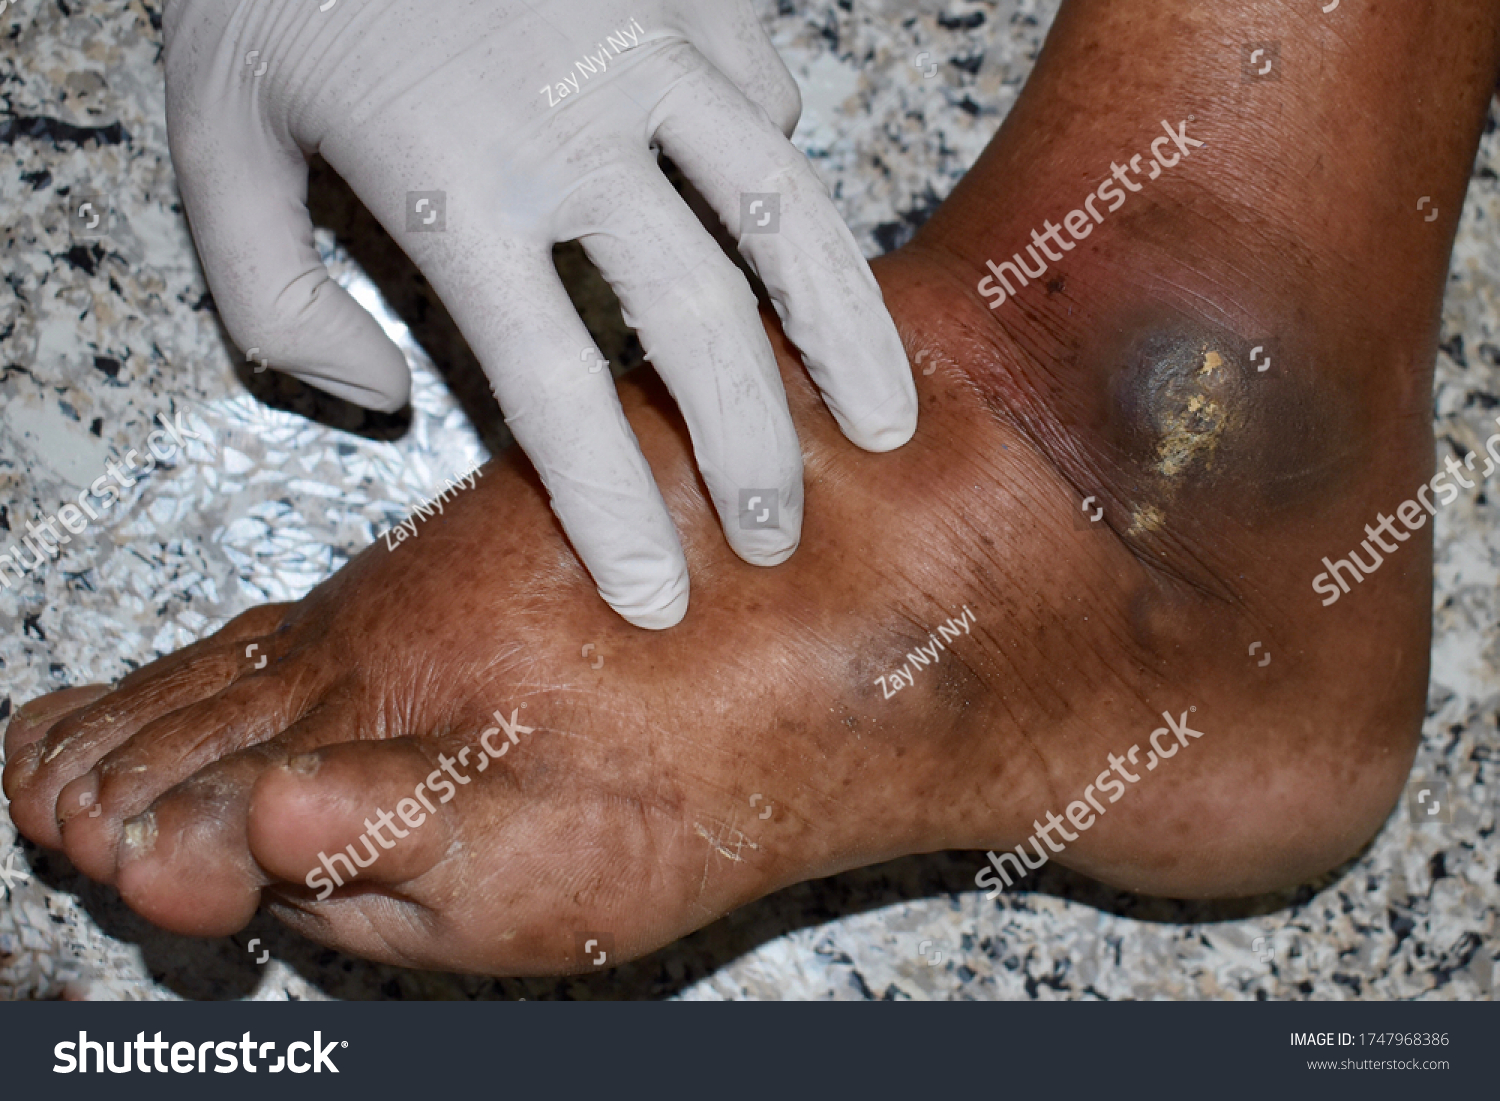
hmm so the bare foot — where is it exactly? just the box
[6,0,1498,975]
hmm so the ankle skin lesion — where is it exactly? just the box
[892,201,1439,898]
[1080,310,1375,567]
[808,301,1398,898]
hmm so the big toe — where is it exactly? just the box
[248,739,455,895]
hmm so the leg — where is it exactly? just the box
[7,0,1499,973]
[907,0,1500,890]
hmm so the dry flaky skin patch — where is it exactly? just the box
[1118,342,1246,536]
[1154,345,1233,479]
[1127,503,1165,536]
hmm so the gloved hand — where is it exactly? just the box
[163,0,917,628]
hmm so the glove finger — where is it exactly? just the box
[395,230,690,630]
[648,60,918,454]
[166,104,411,411]
[558,156,802,567]
[667,0,801,136]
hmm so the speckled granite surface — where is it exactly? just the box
[1,0,1496,1001]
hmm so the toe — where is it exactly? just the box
[111,709,441,938]
[2,685,111,757]
[9,656,246,851]
[251,735,525,972]
[110,603,289,696]
[111,699,341,937]
[113,745,283,937]
[58,676,317,883]
[248,739,455,894]
[5,608,293,851]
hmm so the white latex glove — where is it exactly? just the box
[163,0,917,628]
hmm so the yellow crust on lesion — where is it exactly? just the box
[1153,345,1233,480]
[1127,503,1165,536]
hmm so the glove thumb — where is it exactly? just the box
[169,110,411,411]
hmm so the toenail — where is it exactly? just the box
[285,753,321,776]
[15,697,81,727]
[11,742,42,775]
[59,780,101,827]
[121,811,157,860]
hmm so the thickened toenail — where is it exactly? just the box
[121,812,157,859]
[15,698,75,727]
[285,753,321,776]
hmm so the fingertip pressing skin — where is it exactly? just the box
[647,64,920,463]
[566,156,807,580]
[786,275,919,453]
[603,574,692,630]
[166,0,914,628]
[713,484,803,567]
[721,488,803,568]
[736,536,800,569]
[831,376,920,453]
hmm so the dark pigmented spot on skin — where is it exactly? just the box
[1124,570,1219,667]
[929,652,983,716]
[1099,313,1359,534]
[846,645,893,707]
[835,616,987,753]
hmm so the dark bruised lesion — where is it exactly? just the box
[1098,316,1358,535]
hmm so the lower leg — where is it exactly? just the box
[904,0,1500,890]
